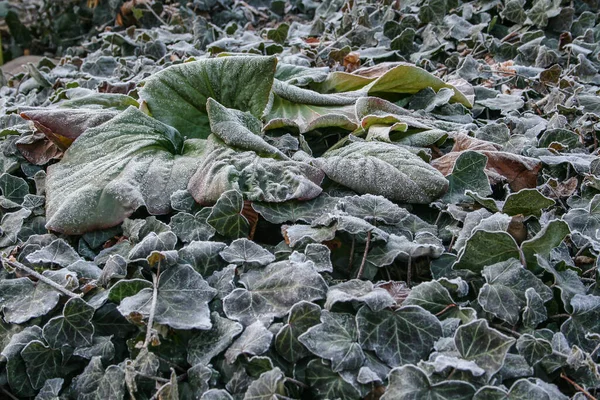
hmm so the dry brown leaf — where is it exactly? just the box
[15,133,63,165]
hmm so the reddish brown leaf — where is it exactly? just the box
[15,133,63,165]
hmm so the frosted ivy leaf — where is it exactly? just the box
[522,288,548,329]
[128,231,177,262]
[0,277,61,324]
[0,173,29,204]
[118,264,216,330]
[516,334,552,366]
[224,321,273,364]
[43,297,95,348]
[243,368,287,400]
[325,279,395,312]
[73,335,115,364]
[26,238,82,267]
[35,377,64,400]
[206,190,249,239]
[252,196,340,224]
[0,208,32,247]
[72,356,126,400]
[381,364,476,400]
[21,340,63,389]
[298,310,365,372]
[561,294,600,353]
[169,209,215,243]
[98,255,127,287]
[219,238,275,268]
[188,312,243,366]
[340,194,409,224]
[223,260,328,326]
[275,301,321,363]
[178,240,228,276]
[305,358,361,400]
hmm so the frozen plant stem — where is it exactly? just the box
[561,372,597,400]
[356,230,372,280]
[143,262,160,349]
[2,257,80,299]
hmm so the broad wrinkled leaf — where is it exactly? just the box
[455,319,515,376]
[275,301,321,363]
[299,310,364,372]
[381,364,476,400]
[357,305,442,367]
[21,340,63,389]
[243,367,287,400]
[45,107,205,234]
[223,260,328,326]
[219,238,275,267]
[118,264,217,330]
[140,56,277,139]
[478,259,552,325]
[188,312,243,366]
[325,279,395,312]
[315,141,449,204]
[224,321,273,364]
[252,196,340,224]
[43,297,95,348]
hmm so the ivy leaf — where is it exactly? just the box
[381,364,476,400]
[325,279,395,312]
[357,305,442,367]
[118,264,217,330]
[454,230,520,274]
[35,377,64,400]
[219,238,275,267]
[244,367,287,400]
[169,210,215,243]
[561,294,600,353]
[252,197,340,224]
[403,280,459,317]
[299,310,365,372]
[455,319,515,377]
[21,340,63,390]
[516,334,552,366]
[26,238,82,267]
[140,56,277,139]
[0,173,29,204]
[266,23,289,44]
[128,231,177,262]
[341,194,408,224]
[178,240,228,276]
[0,276,62,324]
[315,142,448,204]
[502,189,555,218]
[478,259,552,325]
[522,288,548,329]
[188,312,243,366]
[367,233,444,268]
[107,279,153,303]
[207,190,250,239]
[305,359,361,400]
[72,356,126,400]
[537,257,585,309]
[43,297,95,348]
[73,335,115,364]
[442,151,492,203]
[521,220,570,272]
[275,301,321,363]
[223,260,328,326]
[45,107,205,234]
[224,321,273,364]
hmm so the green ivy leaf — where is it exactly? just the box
[0,173,29,204]
[207,190,250,239]
[21,340,63,390]
[187,312,243,366]
[502,189,555,218]
[454,230,520,274]
[219,238,275,267]
[561,294,600,353]
[305,359,361,400]
[224,320,273,364]
[275,301,321,363]
[244,367,287,400]
[0,277,62,324]
[443,151,492,204]
[43,297,95,348]
[72,356,126,400]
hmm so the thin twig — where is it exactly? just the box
[561,372,598,400]
[142,2,167,26]
[491,323,521,338]
[348,236,356,271]
[356,231,372,280]
[135,372,169,383]
[285,377,309,389]
[1,386,19,400]
[2,257,80,299]
[143,262,160,349]
[406,256,412,287]
[435,303,457,317]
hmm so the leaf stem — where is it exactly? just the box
[406,255,412,287]
[143,262,160,349]
[561,372,598,400]
[491,323,521,338]
[2,257,80,299]
[348,236,356,271]
[285,377,309,389]
[356,231,372,280]
[1,386,19,400]
[435,303,457,317]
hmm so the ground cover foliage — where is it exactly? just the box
[0,0,600,398]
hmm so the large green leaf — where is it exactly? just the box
[118,264,217,330]
[357,305,442,367]
[305,359,361,400]
[42,297,95,348]
[315,141,448,204]
[224,320,273,364]
[299,310,365,372]
[381,364,476,400]
[223,259,328,326]
[45,107,206,234]
[206,190,250,239]
[478,259,552,325]
[521,220,570,272]
[274,301,321,363]
[442,151,492,204]
[140,56,277,139]
[244,368,287,400]
[455,319,515,377]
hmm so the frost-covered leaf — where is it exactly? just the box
[0,173,29,204]
[223,260,328,325]
[381,364,476,400]
[225,321,273,364]
[72,356,126,400]
[315,141,448,204]
[561,294,600,353]
[128,231,177,262]
[305,359,361,400]
[357,305,442,367]
[404,280,458,316]
[45,107,205,234]
[325,279,394,312]
[523,288,548,329]
[455,319,515,377]
[169,210,215,243]
[43,297,95,348]
[537,257,585,309]
[243,367,287,400]
[521,220,570,272]
[107,279,153,303]
[516,334,552,366]
[454,230,520,273]
[26,238,82,267]
[35,377,63,400]
[503,189,555,218]
[140,56,276,139]
[219,238,275,267]
[206,190,249,239]
[341,194,408,224]
[299,310,364,372]
[275,301,321,363]
[0,277,61,324]
[188,312,243,366]
[442,151,492,203]
[73,335,115,363]
[118,264,216,330]
[21,340,63,389]
[178,240,227,276]
[478,259,552,325]
[252,196,339,224]
[0,208,31,247]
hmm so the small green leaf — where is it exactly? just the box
[454,230,520,274]
[219,238,275,267]
[305,359,361,400]
[275,301,321,363]
[207,190,250,239]
[266,23,289,44]
[0,173,29,204]
[443,151,492,204]
[188,312,243,366]
[43,297,95,348]
[244,367,287,400]
[224,321,273,364]
[502,189,555,218]
[21,340,63,390]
